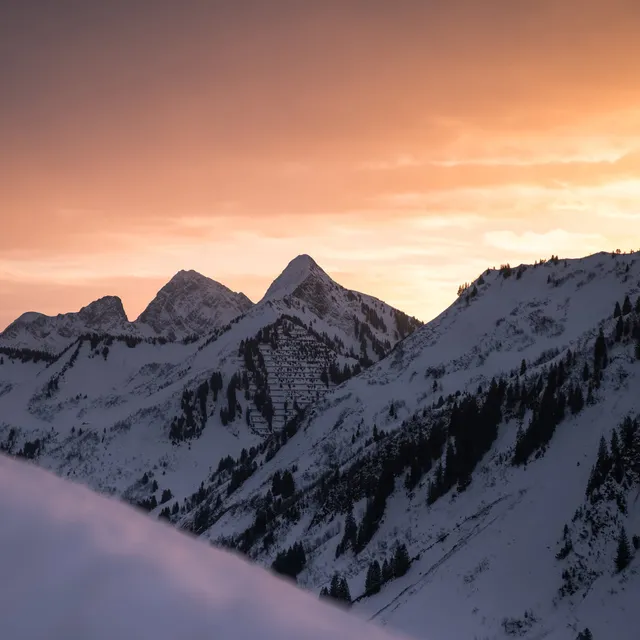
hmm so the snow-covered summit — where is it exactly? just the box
[255,254,422,354]
[135,269,253,340]
[0,454,410,640]
[0,295,131,354]
[261,254,326,302]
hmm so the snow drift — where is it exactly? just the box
[0,454,413,640]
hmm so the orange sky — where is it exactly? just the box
[2,1,640,330]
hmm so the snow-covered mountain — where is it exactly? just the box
[4,250,640,639]
[0,271,253,354]
[166,252,640,640]
[0,296,132,354]
[0,454,409,640]
[135,269,254,340]
[0,254,421,495]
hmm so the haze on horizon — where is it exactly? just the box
[2,0,640,330]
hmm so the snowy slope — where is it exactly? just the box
[173,251,640,640]
[5,251,640,639]
[0,454,411,640]
[135,269,254,340]
[0,296,133,354]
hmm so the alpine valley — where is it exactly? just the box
[2,251,640,640]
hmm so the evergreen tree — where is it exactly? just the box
[226,377,237,421]
[569,384,584,414]
[355,465,395,552]
[615,316,624,342]
[520,359,527,376]
[576,629,593,640]
[365,560,382,595]
[587,436,611,497]
[329,573,341,598]
[594,328,608,371]
[622,294,632,315]
[614,301,622,318]
[280,470,296,498]
[338,576,351,604]
[381,558,393,583]
[271,542,306,579]
[636,296,640,314]
[271,470,282,496]
[615,526,632,572]
[324,574,351,604]
[393,543,411,578]
[336,508,358,557]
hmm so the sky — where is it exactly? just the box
[2,0,640,330]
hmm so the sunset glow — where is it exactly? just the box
[2,1,640,328]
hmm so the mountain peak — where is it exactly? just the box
[79,295,128,324]
[168,269,211,286]
[261,254,327,302]
[135,271,253,338]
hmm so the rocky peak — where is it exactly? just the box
[77,296,129,328]
[261,255,330,303]
[135,270,253,338]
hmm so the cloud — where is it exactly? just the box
[483,229,607,257]
[359,156,423,170]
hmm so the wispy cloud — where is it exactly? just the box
[483,229,607,257]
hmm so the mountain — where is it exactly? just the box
[0,254,421,495]
[6,251,640,638]
[135,270,254,340]
[260,254,422,357]
[0,270,254,354]
[0,453,409,640]
[0,296,132,354]
[169,252,640,640]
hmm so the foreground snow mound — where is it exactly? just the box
[0,455,413,640]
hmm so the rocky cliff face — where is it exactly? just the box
[135,270,253,340]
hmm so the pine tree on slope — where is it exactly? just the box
[615,526,632,572]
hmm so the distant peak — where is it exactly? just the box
[289,254,318,269]
[79,295,129,323]
[260,254,327,302]
[14,311,46,324]
[82,295,125,311]
[169,269,210,285]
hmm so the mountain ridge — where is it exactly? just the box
[2,249,639,639]
[0,255,420,354]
